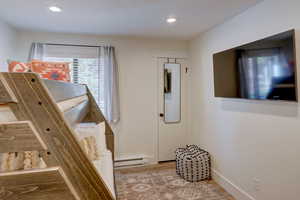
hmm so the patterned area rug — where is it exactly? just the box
[115,162,235,200]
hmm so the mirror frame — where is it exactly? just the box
[163,62,181,124]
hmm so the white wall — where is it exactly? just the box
[189,0,300,200]
[15,31,188,163]
[0,20,17,71]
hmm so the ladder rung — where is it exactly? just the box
[0,167,79,200]
[0,121,47,153]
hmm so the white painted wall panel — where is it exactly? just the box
[189,0,300,199]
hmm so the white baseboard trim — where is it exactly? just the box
[212,169,256,200]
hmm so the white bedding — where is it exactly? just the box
[93,150,116,198]
[75,122,107,154]
[75,122,116,198]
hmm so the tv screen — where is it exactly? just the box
[213,30,297,102]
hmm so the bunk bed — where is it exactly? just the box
[0,72,116,200]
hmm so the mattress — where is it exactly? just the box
[93,150,116,198]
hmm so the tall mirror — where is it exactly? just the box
[164,63,181,123]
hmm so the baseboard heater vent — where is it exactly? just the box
[114,157,147,168]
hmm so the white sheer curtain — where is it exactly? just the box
[100,46,120,123]
[28,43,45,61]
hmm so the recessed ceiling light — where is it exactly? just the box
[167,17,177,24]
[49,6,62,12]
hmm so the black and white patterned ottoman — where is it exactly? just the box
[175,145,211,182]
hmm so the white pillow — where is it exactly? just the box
[75,122,107,157]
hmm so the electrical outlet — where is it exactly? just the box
[253,178,261,192]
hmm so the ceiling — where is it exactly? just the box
[0,0,263,40]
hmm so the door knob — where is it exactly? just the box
[159,113,164,117]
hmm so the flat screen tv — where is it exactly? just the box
[213,30,297,102]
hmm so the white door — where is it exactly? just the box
[158,58,188,162]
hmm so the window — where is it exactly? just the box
[43,46,104,110]
[29,43,119,122]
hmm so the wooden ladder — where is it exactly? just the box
[0,72,115,200]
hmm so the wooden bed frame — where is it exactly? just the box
[0,72,115,200]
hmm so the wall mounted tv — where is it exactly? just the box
[213,30,297,102]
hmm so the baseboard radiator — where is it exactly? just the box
[114,156,148,168]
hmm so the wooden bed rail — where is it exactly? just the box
[43,79,87,102]
[42,76,114,155]
[0,72,115,200]
[84,88,115,157]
